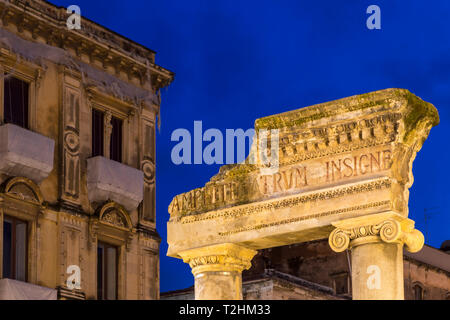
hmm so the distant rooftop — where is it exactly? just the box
[405,241,450,273]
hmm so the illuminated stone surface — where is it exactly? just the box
[168,88,439,300]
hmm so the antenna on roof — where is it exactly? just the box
[424,207,439,240]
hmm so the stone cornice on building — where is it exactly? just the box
[254,88,438,132]
[0,0,174,91]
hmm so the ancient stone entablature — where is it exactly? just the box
[178,243,257,300]
[99,202,132,230]
[167,89,439,300]
[0,0,174,91]
[169,89,438,219]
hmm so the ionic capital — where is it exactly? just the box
[328,213,424,253]
[178,243,257,276]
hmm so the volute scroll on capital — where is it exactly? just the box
[328,215,424,253]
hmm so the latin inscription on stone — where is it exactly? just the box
[258,166,307,195]
[169,147,393,216]
[325,150,391,182]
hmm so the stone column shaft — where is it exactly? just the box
[329,213,424,300]
[351,241,404,299]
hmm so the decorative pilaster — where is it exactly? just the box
[178,243,257,300]
[328,213,424,300]
[139,120,156,223]
[60,74,81,206]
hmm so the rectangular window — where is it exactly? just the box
[97,242,117,300]
[2,216,27,281]
[4,76,29,128]
[92,109,104,157]
[110,116,122,162]
[332,273,350,295]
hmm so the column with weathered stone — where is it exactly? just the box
[329,213,424,300]
[168,89,439,301]
[178,243,257,300]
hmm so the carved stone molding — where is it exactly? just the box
[168,89,439,220]
[102,209,126,228]
[178,243,257,276]
[328,213,424,253]
[57,286,86,300]
[2,176,44,205]
[98,202,132,230]
[89,201,134,251]
[276,112,400,166]
[60,80,81,206]
[218,200,390,237]
[175,178,391,224]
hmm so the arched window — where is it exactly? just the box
[1,177,44,284]
[90,201,133,300]
[413,284,424,300]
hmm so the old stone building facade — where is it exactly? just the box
[162,240,450,300]
[0,0,173,299]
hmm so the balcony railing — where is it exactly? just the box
[0,123,54,183]
[87,156,144,211]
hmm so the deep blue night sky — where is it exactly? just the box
[52,0,450,292]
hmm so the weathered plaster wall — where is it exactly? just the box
[0,0,173,299]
